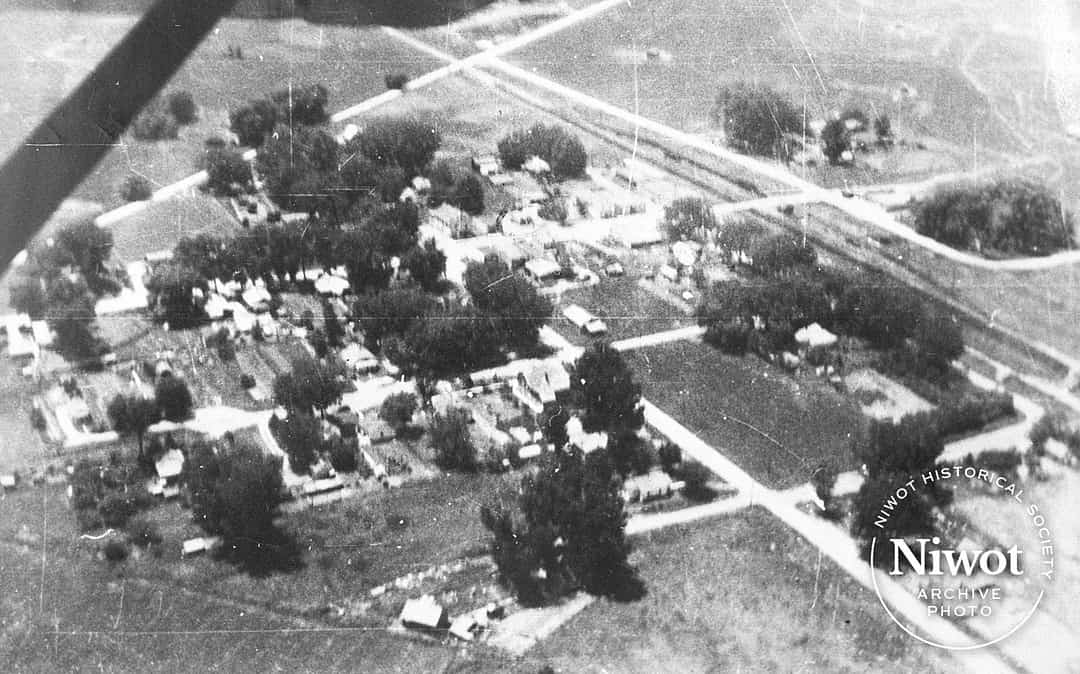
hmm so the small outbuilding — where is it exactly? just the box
[400,595,449,630]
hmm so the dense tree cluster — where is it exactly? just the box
[661,197,717,242]
[185,441,298,573]
[345,117,442,178]
[497,123,588,180]
[482,447,642,606]
[9,219,119,363]
[229,84,330,148]
[710,83,801,157]
[430,406,478,471]
[914,179,1075,256]
[272,357,346,416]
[429,159,485,215]
[464,255,553,350]
[107,394,161,457]
[69,452,152,531]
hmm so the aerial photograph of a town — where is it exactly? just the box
[0,0,1078,671]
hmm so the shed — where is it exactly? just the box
[472,155,500,176]
[621,471,679,503]
[30,320,54,347]
[241,285,271,312]
[400,595,448,630]
[450,614,479,641]
[181,536,222,556]
[341,343,379,374]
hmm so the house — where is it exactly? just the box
[450,614,479,641]
[566,416,607,453]
[471,155,500,176]
[621,470,683,503]
[794,322,838,350]
[658,264,679,282]
[522,155,551,175]
[30,320,54,347]
[155,449,185,483]
[204,293,229,320]
[511,359,571,414]
[327,407,360,439]
[400,595,449,630]
[429,203,473,238]
[525,258,562,283]
[241,285,271,312]
[314,274,350,297]
[4,314,36,359]
[340,343,379,375]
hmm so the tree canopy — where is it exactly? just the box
[572,343,644,433]
[662,197,717,242]
[481,447,642,606]
[272,357,346,414]
[155,375,194,422]
[914,179,1074,256]
[496,123,588,179]
[711,83,801,157]
[464,255,553,350]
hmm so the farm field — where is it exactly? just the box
[530,507,950,673]
[506,0,1047,181]
[624,340,865,489]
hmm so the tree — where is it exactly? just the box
[53,219,115,288]
[351,288,437,347]
[464,255,553,349]
[204,148,251,195]
[481,447,641,606]
[379,391,418,433]
[107,395,160,458]
[662,197,717,241]
[131,105,179,140]
[322,301,345,348]
[402,240,446,292]
[572,343,644,433]
[658,442,682,472]
[852,471,938,568]
[749,234,817,277]
[270,83,330,126]
[167,91,197,125]
[874,114,893,145]
[276,411,323,474]
[336,228,393,293]
[820,118,851,164]
[146,262,206,328]
[272,357,345,414]
[185,441,297,573]
[345,117,442,177]
[431,407,477,471]
[608,430,655,477]
[912,306,964,377]
[710,83,801,157]
[120,174,153,202]
[47,278,105,363]
[385,72,409,90]
[229,98,278,147]
[538,405,570,450]
[861,414,944,480]
[155,376,194,422]
[453,172,485,215]
[9,274,47,319]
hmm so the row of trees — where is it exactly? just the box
[914,179,1074,257]
[271,356,348,473]
[132,90,198,141]
[229,83,330,148]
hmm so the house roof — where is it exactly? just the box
[794,322,837,348]
[400,596,447,629]
[523,155,551,174]
[519,360,571,403]
[155,449,185,479]
[526,258,562,279]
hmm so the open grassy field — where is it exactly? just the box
[529,506,951,672]
[624,339,865,489]
[506,0,1050,176]
[0,482,524,673]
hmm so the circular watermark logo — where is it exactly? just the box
[868,465,1055,650]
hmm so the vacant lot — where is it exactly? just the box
[530,506,950,672]
[624,340,865,489]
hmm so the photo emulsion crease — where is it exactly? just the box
[1,0,1078,671]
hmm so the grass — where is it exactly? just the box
[0,356,50,471]
[111,471,519,625]
[528,506,950,673]
[624,340,865,489]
